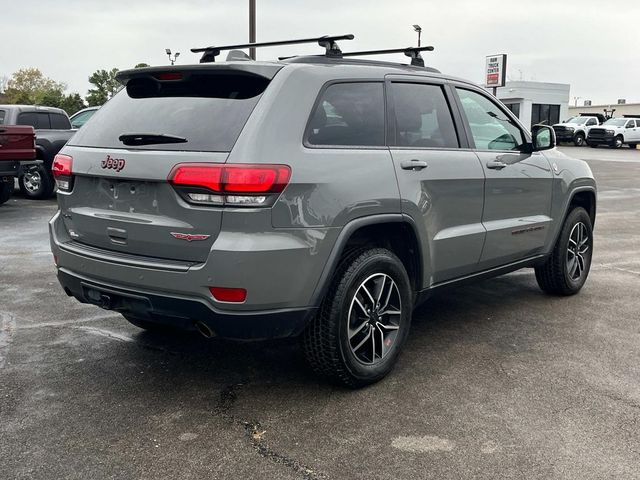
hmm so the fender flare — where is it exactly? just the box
[308,214,423,308]
[549,185,597,251]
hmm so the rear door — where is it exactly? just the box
[387,78,486,284]
[453,86,553,268]
[58,68,277,262]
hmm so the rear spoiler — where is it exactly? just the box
[116,63,283,86]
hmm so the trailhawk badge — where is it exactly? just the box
[170,232,211,242]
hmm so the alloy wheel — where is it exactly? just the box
[23,171,42,193]
[566,222,590,281]
[347,273,402,365]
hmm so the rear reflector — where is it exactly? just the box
[52,154,73,177]
[209,287,247,303]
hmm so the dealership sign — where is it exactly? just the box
[485,54,507,88]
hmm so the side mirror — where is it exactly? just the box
[531,124,555,151]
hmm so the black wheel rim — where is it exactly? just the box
[566,222,590,281]
[347,273,402,365]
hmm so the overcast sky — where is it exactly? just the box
[3,0,639,105]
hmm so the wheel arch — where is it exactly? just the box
[309,214,423,308]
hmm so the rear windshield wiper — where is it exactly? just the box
[118,133,187,146]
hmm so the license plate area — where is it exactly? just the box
[82,282,151,313]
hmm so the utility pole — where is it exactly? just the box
[249,0,256,60]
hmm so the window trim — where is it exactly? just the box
[450,83,532,153]
[385,79,464,151]
[303,79,388,150]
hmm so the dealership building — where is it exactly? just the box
[495,81,570,129]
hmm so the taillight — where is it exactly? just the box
[52,154,73,192]
[168,163,291,207]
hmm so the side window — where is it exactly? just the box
[391,83,458,148]
[17,112,38,128]
[70,111,92,128]
[50,113,71,129]
[626,120,635,129]
[586,118,597,126]
[456,88,525,151]
[307,82,385,147]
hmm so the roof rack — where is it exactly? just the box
[191,34,354,63]
[280,46,434,67]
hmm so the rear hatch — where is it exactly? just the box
[0,125,36,161]
[58,64,281,263]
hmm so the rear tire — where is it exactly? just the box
[303,248,413,388]
[573,132,585,146]
[0,181,12,205]
[535,207,593,296]
[19,165,55,199]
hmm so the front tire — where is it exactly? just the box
[610,135,623,149]
[628,143,638,150]
[19,165,55,199]
[573,132,585,146]
[303,248,413,388]
[535,207,593,295]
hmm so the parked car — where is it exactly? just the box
[0,125,36,205]
[69,107,99,130]
[552,113,605,146]
[0,105,75,199]
[49,39,596,387]
[587,115,640,148]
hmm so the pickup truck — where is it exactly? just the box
[552,113,606,146]
[0,125,36,205]
[587,115,640,149]
[0,105,75,199]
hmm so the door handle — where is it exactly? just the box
[400,159,428,171]
[486,160,508,170]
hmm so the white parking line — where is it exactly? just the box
[75,326,135,343]
[0,312,17,370]
[19,313,121,330]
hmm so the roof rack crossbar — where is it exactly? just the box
[279,46,434,67]
[192,34,354,63]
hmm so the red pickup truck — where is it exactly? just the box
[0,125,36,205]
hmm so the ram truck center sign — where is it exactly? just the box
[485,54,507,88]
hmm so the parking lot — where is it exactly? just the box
[1,146,639,479]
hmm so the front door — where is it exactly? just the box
[387,80,486,285]
[454,87,554,269]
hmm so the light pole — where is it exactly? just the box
[249,0,256,60]
[413,24,422,47]
[165,49,180,65]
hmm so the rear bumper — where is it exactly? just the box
[0,161,20,178]
[56,268,314,340]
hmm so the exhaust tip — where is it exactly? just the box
[194,320,216,338]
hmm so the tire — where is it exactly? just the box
[610,135,623,149]
[535,207,593,296]
[573,132,585,146]
[303,248,413,388]
[19,165,55,199]
[628,143,638,150]
[0,181,12,205]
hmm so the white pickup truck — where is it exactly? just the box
[553,113,606,146]
[587,116,640,149]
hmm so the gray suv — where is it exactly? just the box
[49,40,596,387]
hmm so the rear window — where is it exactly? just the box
[69,73,269,152]
[17,112,51,129]
[50,113,71,129]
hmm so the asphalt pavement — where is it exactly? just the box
[1,146,639,479]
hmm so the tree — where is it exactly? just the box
[4,68,66,105]
[134,63,150,68]
[86,68,121,106]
